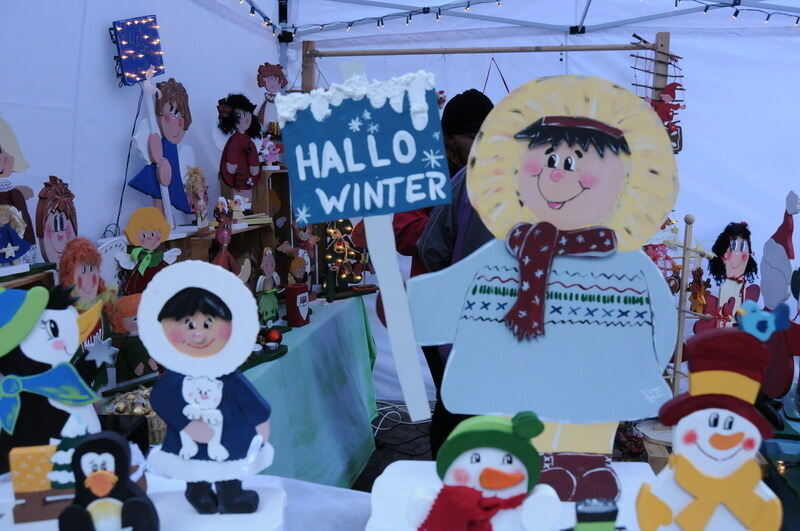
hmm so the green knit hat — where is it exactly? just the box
[0,286,49,358]
[436,411,545,491]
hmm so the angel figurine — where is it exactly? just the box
[116,207,181,295]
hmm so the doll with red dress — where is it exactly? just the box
[217,95,262,204]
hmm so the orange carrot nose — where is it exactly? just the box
[479,467,525,490]
[84,470,118,497]
[709,431,745,450]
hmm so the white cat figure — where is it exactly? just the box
[179,376,229,461]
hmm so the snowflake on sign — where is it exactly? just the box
[367,123,379,134]
[348,117,363,133]
[421,149,444,169]
[295,204,311,225]
[362,110,372,121]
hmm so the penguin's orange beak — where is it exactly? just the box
[709,432,745,450]
[84,470,118,497]
[479,467,525,490]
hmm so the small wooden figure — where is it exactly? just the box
[116,207,181,295]
[636,309,784,531]
[217,94,262,204]
[688,267,711,315]
[255,247,282,328]
[59,431,159,531]
[184,166,209,230]
[110,294,159,384]
[256,62,288,129]
[139,261,273,515]
[211,199,239,275]
[408,412,560,531]
[0,115,36,256]
[36,176,78,264]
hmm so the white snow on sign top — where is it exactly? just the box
[275,71,436,131]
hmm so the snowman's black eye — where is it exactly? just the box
[502,454,513,465]
[92,463,98,472]
[708,413,719,428]
[723,416,734,430]
[48,320,59,339]
[100,462,107,471]
[470,453,481,464]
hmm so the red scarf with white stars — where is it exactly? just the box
[504,222,617,340]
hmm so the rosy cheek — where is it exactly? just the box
[521,158,543,176]
[743,438,756,451]
[217,322,232,341]
[167,328,185,345]
[578,172,599,188]
[682,429,698,445]
[52,339,66,351]
[77,277,84,289]
[452,468,470,485]
[45,225,53,237]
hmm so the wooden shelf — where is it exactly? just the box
[0,269,55,289]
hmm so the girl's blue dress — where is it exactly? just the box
[128,137,191,213]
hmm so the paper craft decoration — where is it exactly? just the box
[285,283,310,328]
[59,431,159,531]
[128,74,193,228]
[407,75,679,498]
[110,15,164,86]
[278,72,449,224]
[0,115,36,256]
[0,204,32,265]
[36,176,78,264]
[648,82,684,134]
[217,94,262,199]
[260,135,283,167]
[138,261,273,514]
[256,247,282,328]
[636,309,784,531]
[117,207,181,295]
[688,267,711,314]
[386,412,561,531]
[211,200,240,275]
[185,166,210,230]
[277,71,451,420]
[694,222,760,333]
[97,238,129,293]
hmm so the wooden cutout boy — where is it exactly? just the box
[408,76,678,501]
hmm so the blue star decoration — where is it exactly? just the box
[85,338,119,368]
[111,15,165,86]
[295,204,311,225]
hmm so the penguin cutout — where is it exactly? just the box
[59,431,159,531]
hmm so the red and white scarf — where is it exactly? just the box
[504,222,617,340]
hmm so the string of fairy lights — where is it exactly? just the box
[675,0,800,24]
[236,0,507,38]
[236,0,800,37]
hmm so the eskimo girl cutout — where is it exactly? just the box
[407,76,679,500]
[139,261,272,514]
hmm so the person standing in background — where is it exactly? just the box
[391,89,494,456]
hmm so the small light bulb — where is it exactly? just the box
[319,24,324,30]
[764,13,771,23]
[732,8,739,18]
[703,5,709,14]
[250,6,256,16]
[496,0,501,5]
[346,23,352,31]
[465,1,471,10]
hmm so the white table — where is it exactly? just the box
[0,472,371,530]
[367,460,655,531]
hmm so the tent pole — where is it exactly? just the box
[307,42,653,58]
[651,32,671,98]
[302,40,317,90]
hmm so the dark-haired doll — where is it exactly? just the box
[695,222,760,332]
[140,262,272,515]
[217,94,262,203]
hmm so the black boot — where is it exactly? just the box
[216,479,259,514]
[185,481,218,514]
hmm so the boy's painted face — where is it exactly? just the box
[0,143,14,178]
[518,142,626,230]
[158,102,186,144]
[723,237,750,279]
[161,311,232,358]
[138,230,163,251]
[74,262,100,302]
[43,209,76,261]
[235,109,253,134]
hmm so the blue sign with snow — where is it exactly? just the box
[277,72,450,224]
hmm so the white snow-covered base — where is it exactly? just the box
[366,460,654,531]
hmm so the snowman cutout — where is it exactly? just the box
[179,376,228,462]
[410,412,560,531]
[636,308,784,531]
